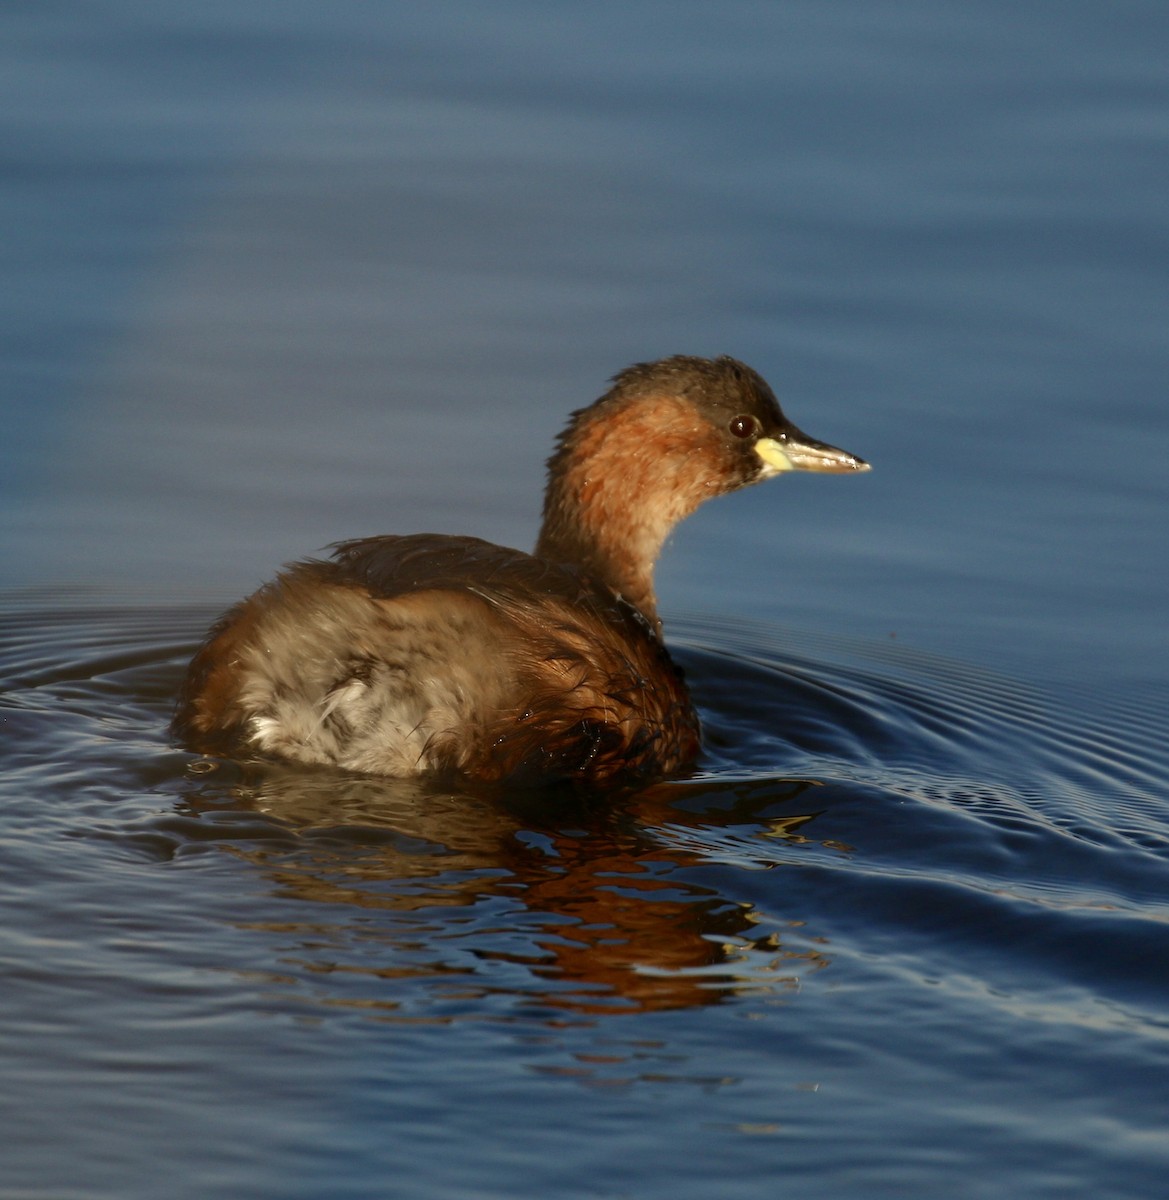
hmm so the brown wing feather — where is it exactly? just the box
[174,534,700,787]
[327,535,699,785]
[328,533,615,612]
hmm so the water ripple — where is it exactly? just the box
[2,596,1164,1027]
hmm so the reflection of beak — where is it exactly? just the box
[755,429,870,476]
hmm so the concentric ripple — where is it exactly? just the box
[3,595,1168,1199]
[1,597,1165,1022]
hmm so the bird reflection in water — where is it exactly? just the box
[178,764,838,1017]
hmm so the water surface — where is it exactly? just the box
[2,600,1166,1198]
[2,3,1168,1198]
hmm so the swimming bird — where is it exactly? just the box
[172,355,869,788]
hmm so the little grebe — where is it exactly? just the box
[173,355,869,788]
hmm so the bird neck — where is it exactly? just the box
[534,394,721,637]
[536,504,664,635]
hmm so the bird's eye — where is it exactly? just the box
[729,414,758,440]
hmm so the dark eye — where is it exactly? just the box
[729,414,758,440]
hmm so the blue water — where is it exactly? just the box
[2,3,1168,1198]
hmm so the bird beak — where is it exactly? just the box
[755,428,870,476]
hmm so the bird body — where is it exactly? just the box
[173,355,868,788]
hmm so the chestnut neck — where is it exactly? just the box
[534,393,728,637]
